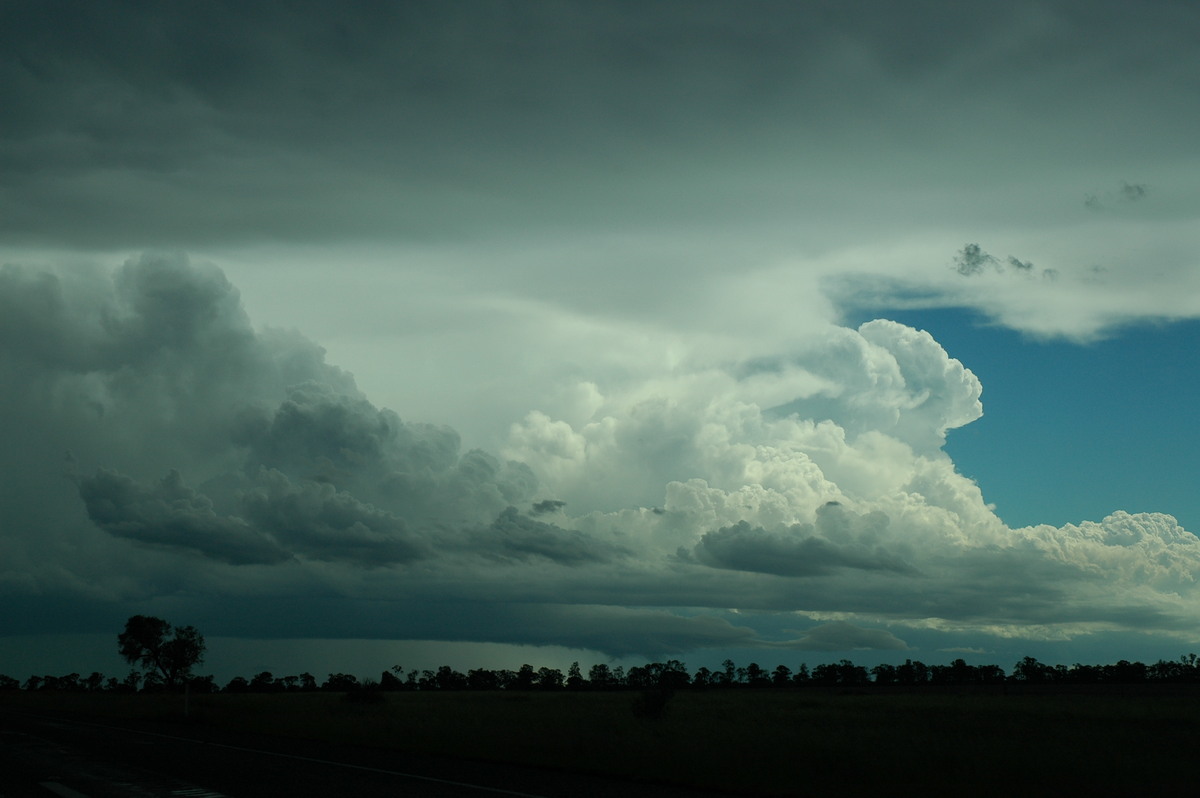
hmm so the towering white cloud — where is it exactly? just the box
[4,255,1197,660]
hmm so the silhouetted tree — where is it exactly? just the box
[141,672,166,692]
[1068,663,1099,683]
[343,677,384,703]
[224,676,250,693]
[588,663,616,689]
[468,668,501,690]
[629,662,683,720]
[647,660,690,690]
[118,615,205,688]
[720,658,736,687]
[811,663,838,685]
[745,662,770,688]
[322,673,360,691]
[1011,656,1050,683]
[513,663,536,690]
[792,663,810,685]
[665,660,688,686]
[0,675,20,690]
[813,659,868,686]
[536,667,564,690]
[50,673,81,691]
[871,663,897,685]
[771,665,792,687]
[566,661,586,690]
[625,665,651,689]
[1105,659,1147,684]
[977,664,1006,684]
[895,659,929,685]
[250,671,279,692]
[189,675,218,694]
[436,665,468,690]
[931,659,980,685]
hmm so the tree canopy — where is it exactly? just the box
[117,615,205,688]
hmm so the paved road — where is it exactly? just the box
[0,707,729,798]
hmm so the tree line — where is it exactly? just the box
[8,655,1200,695]
[3,617,1200,694]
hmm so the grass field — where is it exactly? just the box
[5,687,1200,795]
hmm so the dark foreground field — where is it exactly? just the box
[5,687,1200,795]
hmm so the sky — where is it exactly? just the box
[3,0,1200,683]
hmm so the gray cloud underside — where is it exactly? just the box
[78,468,291,566]
[690,503,919,577]
[3,1,1196,249]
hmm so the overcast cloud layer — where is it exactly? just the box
[3,1,1199,671]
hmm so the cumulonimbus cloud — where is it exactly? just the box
[3,254,1199,659]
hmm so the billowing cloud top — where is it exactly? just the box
[2,255,1198,660]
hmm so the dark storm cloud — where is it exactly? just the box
[691,504,918,578]
[0,252,258,377]
[237,469,430,566]
[692,521,915,577]
[82,464,599,569]
[234,383,539,524]
[240,382,461,482]
[530,499,567,516]
[476,507,625,566]
[78,468,291,566]
[0,254,538,574]
[234,381,538,527]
